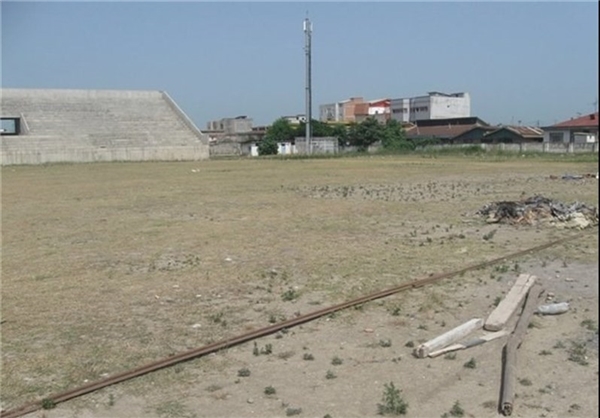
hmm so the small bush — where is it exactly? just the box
[282,288,299,301]
[463,358,476,369]
[444,352,457,360]
[237,368,251,377]
[325,370,337,380]
[377,382,408,415]
[41,398,56,410]
[331,356,343,366]
[286,407,303,416]
[568,341,589,366]
[303,353,314,361]
[404,341,414,348]
[379,339,392,348]
[482,229,497,241]
[449,401,464,417]
[581,319,598,332]
[264,386,276,395]
[519,378,532,386]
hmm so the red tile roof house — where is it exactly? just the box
[542,112,599,144]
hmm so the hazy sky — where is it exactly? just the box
[2,1,598,128]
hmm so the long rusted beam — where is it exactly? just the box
[0,232,588,418]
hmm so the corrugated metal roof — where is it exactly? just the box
[404,124,478,139]
[502,126,544,138]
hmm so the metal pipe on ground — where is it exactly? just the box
[0,232,589,418]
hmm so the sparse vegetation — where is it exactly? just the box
[519,378,533,386]
[264,386,276,395]
[482,400,496,409]
[580,319,598,332]
[4,155,598,414]
[331,356,343,366]
[237,368,251,377]
[303,353,315,361]
[404,341,415,348]
[286,407,303,416]
[553,340,566,349]
[444,353,457,360]
[377,382,408,416]
[567,341,589,366]
[379,339,392,348]
[41,398,56,410]
[154,400,197,418]
[539,350,552,356]
[205,384,222,393]
[463,358,477,369]
[277,350,295,360]
[282,288,299,301]
[482,229,497,241]
[449,401,465,417]
[325,370,337,380]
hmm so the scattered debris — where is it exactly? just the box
[477,195,598,228]
[536,302,570,316]
[500,284,545,416]
[485,274,537,332]
[414,318,483,358]
[549,173,598,180]
[428,330,509,358]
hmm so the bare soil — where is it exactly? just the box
[1,155,598,418]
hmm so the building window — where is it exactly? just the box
[549,132,563,143]
[0,117,21,135]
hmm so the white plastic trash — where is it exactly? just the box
[537,302,570,315]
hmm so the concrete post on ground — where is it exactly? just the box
[543,142,550,153]
[568,143,574,153]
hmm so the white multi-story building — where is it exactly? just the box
[390,92,470,123]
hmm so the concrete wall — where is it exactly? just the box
[295,137,339,154]
[1,88,209,165]
[430,94,471,119]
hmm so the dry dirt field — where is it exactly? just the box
[1,154,598,418]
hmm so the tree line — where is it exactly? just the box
[258,117,438,155]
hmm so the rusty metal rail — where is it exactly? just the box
[0,231,590,418]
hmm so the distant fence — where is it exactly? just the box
[418,142,599,154]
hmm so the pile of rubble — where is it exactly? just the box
[477,195,598,229]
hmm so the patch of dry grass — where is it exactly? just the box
[1,156,598,409]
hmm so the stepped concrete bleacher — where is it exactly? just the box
[0,88,210,165]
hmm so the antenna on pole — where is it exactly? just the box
[304,15,312,155]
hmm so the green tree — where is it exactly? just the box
[348,117,385,151]
[296,120,336,138]
[381,119,412,151]
[258,136,278,155]
[259,118,295,156]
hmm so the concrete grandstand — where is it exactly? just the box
[0,88,209,165]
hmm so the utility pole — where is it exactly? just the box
[304,16,312,154]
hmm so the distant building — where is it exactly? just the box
[281,114,307,125]
[354,99,391,123]
[206,116,253,134]
[404,116,489,142]
[319,97,365,123]
[481,126,544,144]
[390,92,471,123]
[542,113,598,144]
